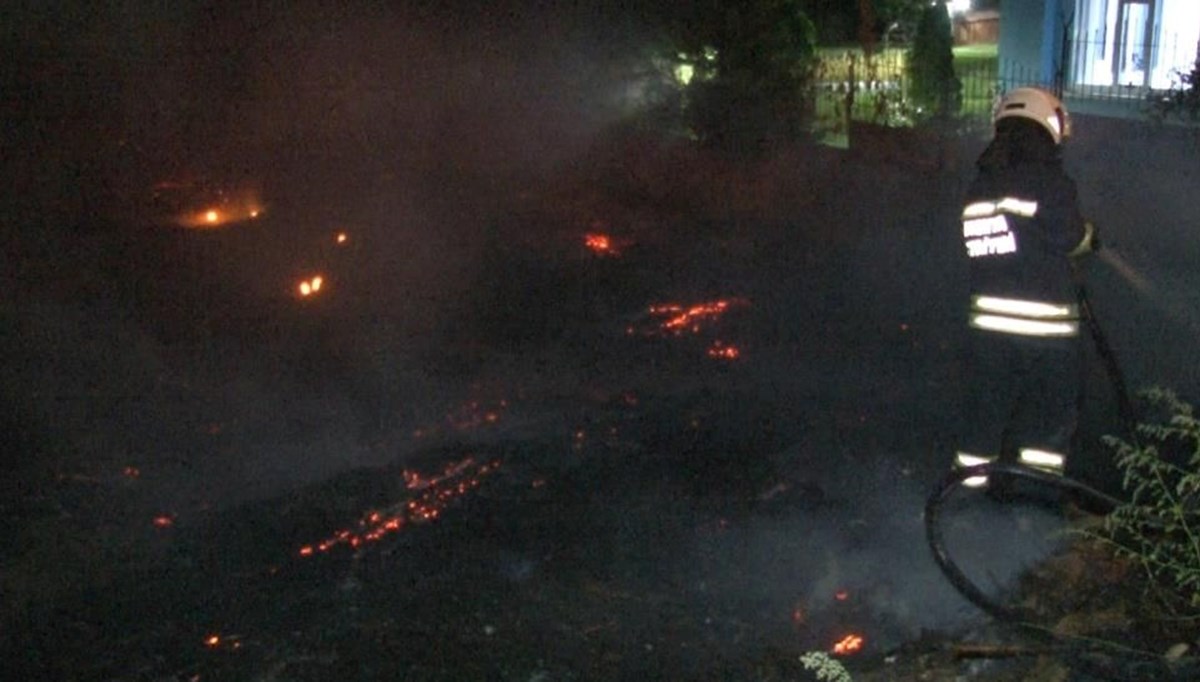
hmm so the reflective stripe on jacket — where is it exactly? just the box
[969,294,1080,337]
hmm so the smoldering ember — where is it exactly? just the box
[4,2,1200,681]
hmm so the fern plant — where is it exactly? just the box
[799,651,853,682]
[1093,387,1200,613]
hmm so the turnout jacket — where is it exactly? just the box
[961,158,1091,338]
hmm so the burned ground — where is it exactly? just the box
[4,78,1200,681]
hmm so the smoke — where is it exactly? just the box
[1065,115,1200,398]
[9,8,1200,674]
[2,2,670,511]
[669,454,1068,654]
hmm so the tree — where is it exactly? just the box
[905,1,961,121]
[666,0,818,155]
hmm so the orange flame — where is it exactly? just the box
[585,232,616,256]
[297,275,325,298]
[832,633,865,655]
[203,633,242,650]
[175,190,264,229]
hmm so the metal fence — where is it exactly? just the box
[810,41,1191,143]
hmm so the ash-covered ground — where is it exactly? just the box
[7,121,1195,680]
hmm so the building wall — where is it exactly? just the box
[954,11,1000,45]
[998,0,1073,86]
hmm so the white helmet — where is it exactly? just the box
[993,87,1072,145]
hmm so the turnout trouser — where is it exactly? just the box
[953,328,1085,487]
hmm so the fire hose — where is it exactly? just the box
[1077,269,1140,440]
[922,461,1200,680]
[921,258,1200,678]
[924,462,1123,623]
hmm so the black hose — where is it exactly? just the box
[924,463,1200,680]
[1077,283,1140,441]
[924,461,1123,621]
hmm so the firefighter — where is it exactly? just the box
[952,87,1098,489]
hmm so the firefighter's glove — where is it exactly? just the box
[1068,221,1098,258]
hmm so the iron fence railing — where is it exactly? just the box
[810,40,1197,141]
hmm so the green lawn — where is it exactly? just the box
[954,43,999,117]
[812,42,1000,139]
[953,43,999,63]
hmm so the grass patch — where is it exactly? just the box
[953,42,998,63]
[813,42,1000,132]
[954,42,1000,117]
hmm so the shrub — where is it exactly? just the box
[905,1,961,122]
[1091,388,1200,614]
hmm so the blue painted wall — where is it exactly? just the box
[998,0,1071,87]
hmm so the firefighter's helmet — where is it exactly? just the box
[993,87,1072,145]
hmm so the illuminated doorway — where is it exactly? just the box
[1112,0,1154,87]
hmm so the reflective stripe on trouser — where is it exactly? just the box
[953,449,1066,488]
[969,295,1080,338]
[954,452,995,488]
[1017,448,1066,474]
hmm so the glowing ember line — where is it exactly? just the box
[403,457,476,490]
[659,301,728,331]
[632,297,748,338]
[298,458,501,558]
[446,399,505,430]
[412,399,509,439]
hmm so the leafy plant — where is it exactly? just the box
[1091,388,1200,614]
[799,651,853,682]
